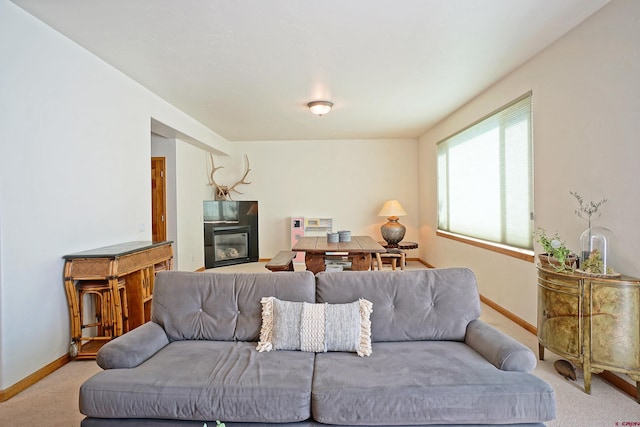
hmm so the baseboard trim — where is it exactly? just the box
[413,258,434,268]
[248,257,432,267]
[598,371,637,399]
[479,294,537,335]
[0,353,70,402]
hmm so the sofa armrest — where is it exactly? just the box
[96,321,169,369]
[465,319,536,372]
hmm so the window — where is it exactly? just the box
[437,92,533,251]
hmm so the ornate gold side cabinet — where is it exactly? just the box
[537,266,640,402]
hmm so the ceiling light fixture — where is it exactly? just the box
[307,100,333,116]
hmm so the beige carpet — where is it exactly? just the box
[1,261,638,426]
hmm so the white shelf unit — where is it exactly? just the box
[303,218,333,236]
[290,217,334,263]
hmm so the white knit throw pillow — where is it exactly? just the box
[256,297,373,357]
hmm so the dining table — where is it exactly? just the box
[292,235,387,274]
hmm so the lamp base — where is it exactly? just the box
[381,216,406,247]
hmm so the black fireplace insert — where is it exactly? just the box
[204,201,258,268]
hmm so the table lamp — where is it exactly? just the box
[378,199,407,246]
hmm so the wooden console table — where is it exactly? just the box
[537,266,640,402]
[292,236,386,274]
[63,241,173,359]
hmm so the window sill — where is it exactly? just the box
[436,230,534,263]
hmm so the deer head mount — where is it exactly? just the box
[208,154,252,200]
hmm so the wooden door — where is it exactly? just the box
[151,157,166,242]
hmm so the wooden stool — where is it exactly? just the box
[74,279,127,358]
[372,250,405,271]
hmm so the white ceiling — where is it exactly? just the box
[11,0,611,142]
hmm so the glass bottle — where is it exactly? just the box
[580,226,613,274]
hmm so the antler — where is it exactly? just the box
[208,153,225,189]
[207,153,252,200]
[226,154,252,197]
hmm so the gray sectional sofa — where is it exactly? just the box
[79,268,555,427]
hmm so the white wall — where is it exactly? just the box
[151,135,213,272]
[236,139,419,259]
[418,0,640,325]
[0,0,229,391]
[151,135,179,264]
[175,141,213,271]
[151,137,420,271]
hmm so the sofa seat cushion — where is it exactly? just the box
[80,341,315,423]
[312,341,556,426]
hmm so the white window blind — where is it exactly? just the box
[437,92,533,250]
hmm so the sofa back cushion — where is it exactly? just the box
[152,271,316,342]
[316,268,481,342]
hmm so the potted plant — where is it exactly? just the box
[570,191,617,276]
[535,228,578,272]
[570,191,607,229]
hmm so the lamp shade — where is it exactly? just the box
[378,200,407,218]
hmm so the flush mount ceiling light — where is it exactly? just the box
[307,100,333,116]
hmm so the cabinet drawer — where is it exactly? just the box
[538,270,581,290]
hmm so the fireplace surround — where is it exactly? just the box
[203,200,258,268]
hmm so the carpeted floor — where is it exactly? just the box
[1,261,638,426]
